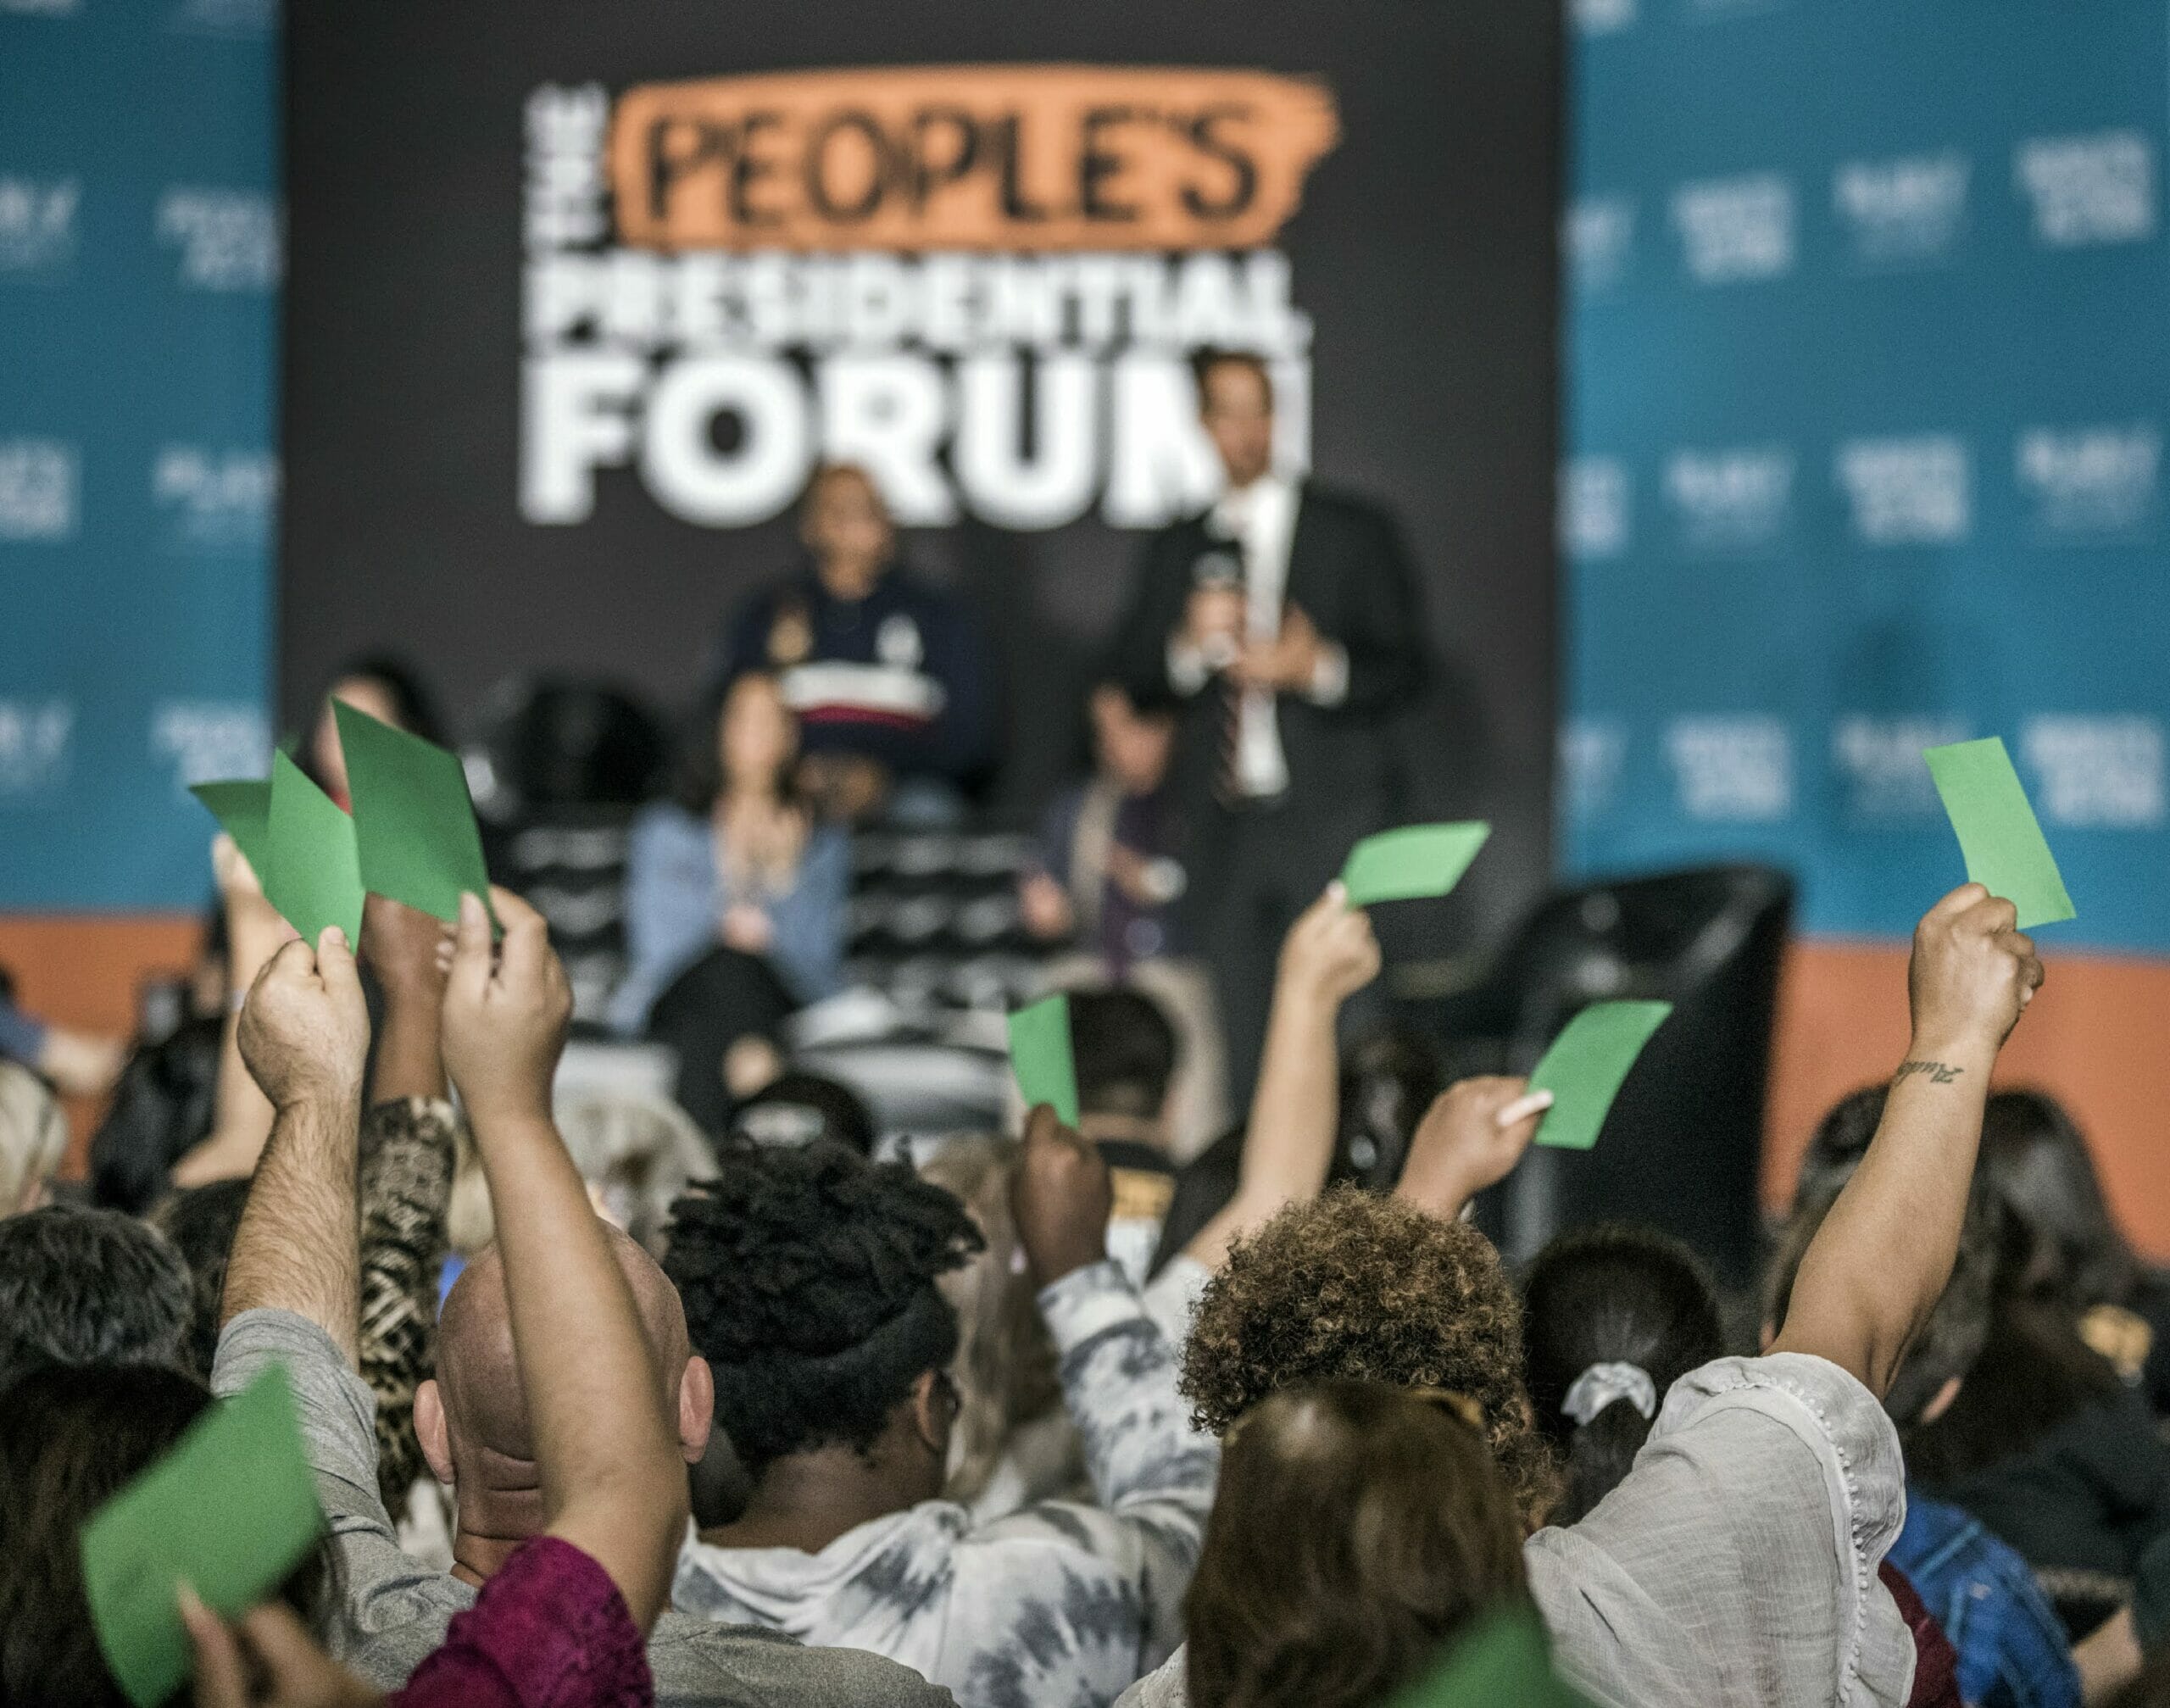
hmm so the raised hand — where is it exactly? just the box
[1277,880,1382,1008]
[1010,1102,1115,1289]
[1906,882,2045,1066]
[1394,1077,1554,1221]
[236,927,370,1114]
[440,888,571,1131]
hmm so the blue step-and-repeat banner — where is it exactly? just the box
[0,0,277,910]
[1561,0,2170,954]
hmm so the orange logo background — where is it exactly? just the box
[609,64,1340,253]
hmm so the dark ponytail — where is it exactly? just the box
[1522,1225,1725,1526]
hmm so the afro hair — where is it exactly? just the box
[1182,1188,1560,1525]
[665,1140,983,1473]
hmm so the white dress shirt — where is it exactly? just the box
[1166,475,1349,800]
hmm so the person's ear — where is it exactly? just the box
[910,1369,952,1457]
[680,1355,716,1466]
[415,1379,454,1485]
[1919,1376,1963,1425]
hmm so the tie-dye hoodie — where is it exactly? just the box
[672,1260,1219,1708]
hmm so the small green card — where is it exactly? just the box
[1007,993,1080,1127]
[1390,1607,1594,1707]
[334,700,492,925]
[188,779,273,883]
[80,1366,325,1708]
[1341,823,1492,908]
[1527,999,1673,1152]
[264,750,364,947]
[1922,736,2076,930]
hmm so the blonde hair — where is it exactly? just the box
[444,1093,717,1260]
[554,1090,715,1255]
[919,1133,1069,1506]
[0,1060,69,1218]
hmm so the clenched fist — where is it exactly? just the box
[1907,883,2045,1063]
[1010,1103,1114,1290]
[1394,1077,1554,1220]
[1277,882,1382,1009]
[440,888,572,1128]
[237,927,370,1113]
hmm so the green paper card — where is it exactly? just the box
[333,700,492,925]
[1922,736,2076,930]
[1527,999,1673,1152]
[1008,993,1080,1127]
[264,751,364,947]
[189,779,272,883]
[80,1366,324,1708]
[1341,822,1492,908]
[1391,1607,1594,1708]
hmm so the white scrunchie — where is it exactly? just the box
[1561,1361,1658,1427]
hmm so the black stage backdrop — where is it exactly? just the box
[279,0,1561,954]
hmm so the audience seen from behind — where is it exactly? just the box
[1182,1381,1532,1708]
[1117,882,2045,1708]
[205,887,943,1708]
[1770,1160,2087,1708]
[1520,1224,1725,1528]
[666,1104,1215,1708]
[716,461,993,826]
[8,625,2162,1708]
[1,895,702,1707]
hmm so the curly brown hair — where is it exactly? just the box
[1182,1189,1560,1525]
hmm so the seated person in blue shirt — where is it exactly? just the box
[716,462,993,826]
[612,670,850,1034]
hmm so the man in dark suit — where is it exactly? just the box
[1108,349,1429,1104]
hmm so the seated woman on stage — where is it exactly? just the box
[612,670,851,1035]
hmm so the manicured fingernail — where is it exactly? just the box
[322,926,347,951]
[1496,1090,1554,1127]
[1325,880,1348,905]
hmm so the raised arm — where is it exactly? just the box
[1181,882,1380,1271]
[218,926,372,1364]
[438,887,687,1631]
[1011,1104,1219,1661]
[1773,883,2044,1395]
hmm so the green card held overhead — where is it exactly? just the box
[1922,736,2076,930]
[188,778,272,882]
[1527,999,1673,1152]
[333,699,492,925]
[1341,822,1491,908]
[264,750,365,948]
[80,1366,324,1708]
[1007,993,1080,1126]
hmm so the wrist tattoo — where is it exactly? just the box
[1895,1060,1965,1086]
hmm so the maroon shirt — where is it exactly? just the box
[1878,1559,1962,1708]
[392,1537,652,1708]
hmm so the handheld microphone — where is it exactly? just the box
[1190,542,1245,670]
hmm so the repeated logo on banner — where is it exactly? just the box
[520,67,1338,533]
[0,1,277,907]
[1561,0,2170,953]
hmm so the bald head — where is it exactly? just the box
[435,1225,694,1467]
